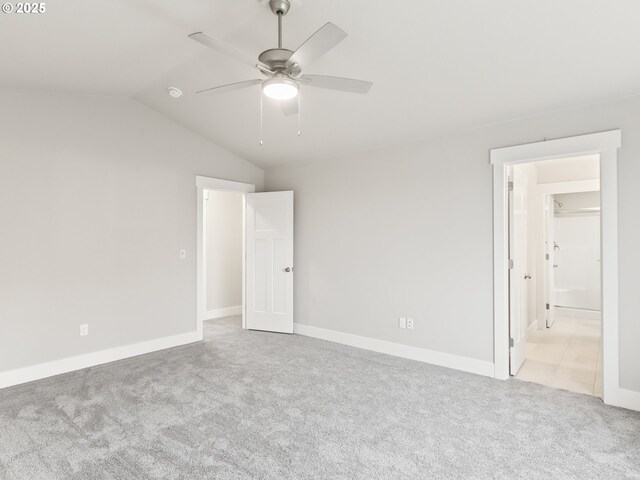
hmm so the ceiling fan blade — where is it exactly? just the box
[280,97,299,116]
[196,79,262,95]
[300,75,373,94]
[288,23,347,69]
[189,32,267,71]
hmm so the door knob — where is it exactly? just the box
[284,267,292,272]
[524,274,532,280]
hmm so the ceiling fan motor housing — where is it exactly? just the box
[258,48,300,76]
[269,0,291,16]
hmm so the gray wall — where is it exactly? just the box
[0,89,263,373]
[265,95,640,393]
[205,190,243,312]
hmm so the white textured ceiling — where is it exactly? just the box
[2,0,640,168]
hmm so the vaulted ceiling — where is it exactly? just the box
[2,0,640,167]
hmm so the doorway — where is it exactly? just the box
[196,176,255,339]
[490,130,622,407]
[508,156,602,396]
[195,176,295,339]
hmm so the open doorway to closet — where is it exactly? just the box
[509,155,602,397]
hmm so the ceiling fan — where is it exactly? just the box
[188,0,373,120]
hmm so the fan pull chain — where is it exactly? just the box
[259,90,264,146]
[297,91,301,136]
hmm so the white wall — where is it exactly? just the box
[553,214,601,311]
[554,191,601,211]
[536,155,600,183]
[553,191,601,311]
[265,94,640,394]
[0,89,263,373]
[205,190,243,313]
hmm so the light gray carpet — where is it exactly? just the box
[1,316,639,479]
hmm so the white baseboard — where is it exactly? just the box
[527,320,538,335]
[0,331,200,390]
[293,323,494,378]
[555,307,601,320]
[204,305,242,320]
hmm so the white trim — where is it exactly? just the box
[491,130,622,408]
[554,307,601,321]
[0,331,199,389]
[617,389,640,412]
[490,130,621,165]
[204,305,242,320]
[527,320,538,335]
[294,323,494,378]
[599,148,620,407]
[242,196,247,330]
[196,175,255,191]
[196,176,255,341]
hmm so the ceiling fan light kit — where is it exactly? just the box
[263,75,299,100]
[189,0,372,142]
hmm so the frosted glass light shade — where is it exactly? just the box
[263,77,299,100]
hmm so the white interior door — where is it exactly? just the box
[245,191,294,333]
[509,168,529,375]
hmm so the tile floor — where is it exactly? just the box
[515,315,602,397]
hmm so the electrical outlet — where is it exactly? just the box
[80,324,89,336]
[179,249,186,259]
[407,318,414,329]
[398,317,407,329]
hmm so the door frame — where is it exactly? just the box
[196,175,256,340]
[490,130,621,406]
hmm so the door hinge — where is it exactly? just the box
[546,303,550,310]
[508,181,514,192]
[545,253,550,260]
[508,259,514,269]
[509,338,515,348]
